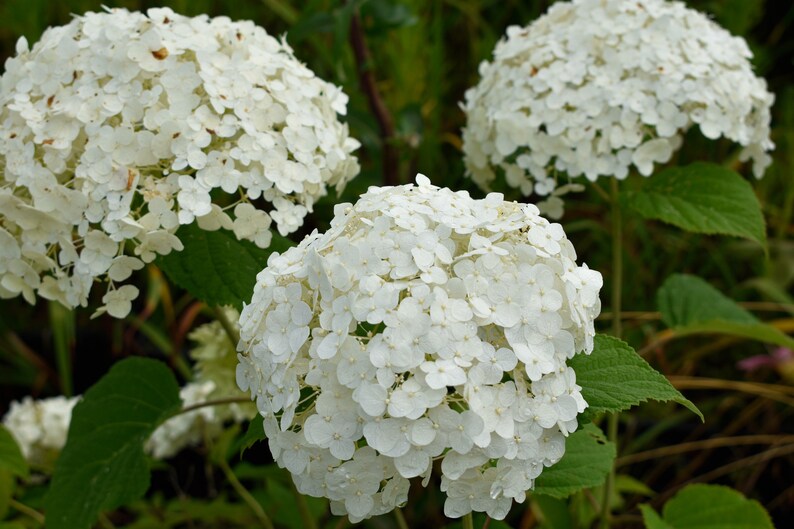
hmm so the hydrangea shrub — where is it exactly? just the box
[236,175,602,520]
[0,7,360,317]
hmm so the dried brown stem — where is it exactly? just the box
[617,434,794,467]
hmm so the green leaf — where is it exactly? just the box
[658,274,794,349]
[239,415,266,457]
[640,484,774,529]
[0,470,13,520]
[615,475,654,497]
[0,426,28,479]
[45,358,181,529]
[0,523,27,529]
[532,424,615,498]
[569,335,703,422]
[628,162,766,248]
[640,505,674,529]
[532,495,573,529]
[155,225,293,310]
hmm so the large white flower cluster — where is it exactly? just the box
[236,175,602,521]
[462,0,774,198]
[2,395,79,468]
[0,7,360,317]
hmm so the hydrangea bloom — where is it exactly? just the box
[236,175,602,521]
[0,7,360,316]
[2,395,79,468]
[462,0,774,202]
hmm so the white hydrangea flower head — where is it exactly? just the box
[462,0,774,199]
[2,395,79,468]
[0,7,360,317]
[236,174,602,521]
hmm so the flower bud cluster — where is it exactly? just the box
[237,175,602,520]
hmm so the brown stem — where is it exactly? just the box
[617,434,794,466]
[349,9,399,187]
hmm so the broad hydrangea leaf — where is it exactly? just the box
[628,162,766,248]
[569,335,703,422]
[0,426,27,479]
[156,225,292,310]
[532,424,615,498]
[639,484,774,529]
[45,358,181,529]
[658,274,794,349]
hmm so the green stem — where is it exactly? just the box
[463,512,475,529]
[48,301,74,396]
[290,477,318,529]
[211,305,241,347]
[176,396,251,416]
[600,178,624,529]
[219,458,275,529]
[9,498,45,525]
[394,507,410,529]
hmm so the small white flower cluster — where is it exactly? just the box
[147,308,255,459]
[145,380,219,460]
[462,0,774,198]
[2,395,79,468]
[3,310,255,464]
[237,175,602,521]
[0,7,360,317]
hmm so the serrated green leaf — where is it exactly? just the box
[45,358,181,529]
[640,484,774,529]
[570,335,703,422]
[532,424,615,498]
[0,426,28,479]
[239,415,266,457]
[658,274,794,349]
[628,162,766,248]
[155,225,293,310]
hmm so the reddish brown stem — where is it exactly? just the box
[349,10,399,187]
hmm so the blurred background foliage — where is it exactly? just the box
[0,0,792,528]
